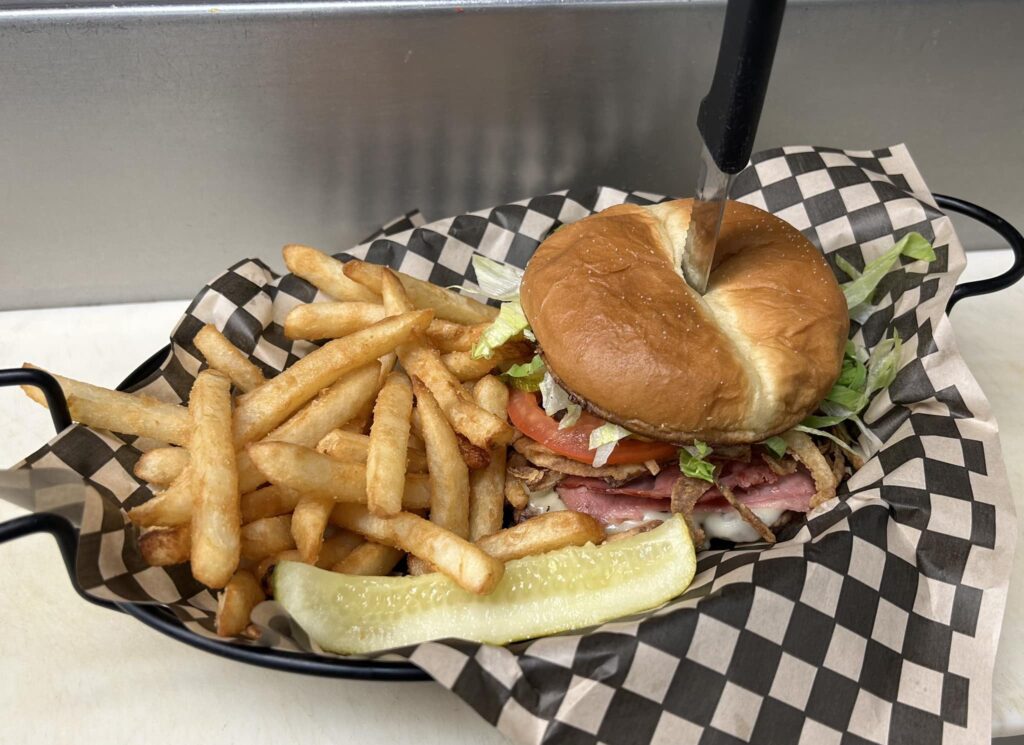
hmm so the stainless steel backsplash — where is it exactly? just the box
[2,0,1021,309]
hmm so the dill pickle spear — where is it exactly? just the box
[272,515,696,655]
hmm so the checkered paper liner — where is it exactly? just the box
[0,145,1014,744]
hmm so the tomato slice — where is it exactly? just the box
[507,389,678,465]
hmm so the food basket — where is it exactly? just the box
[2,145,1022,743]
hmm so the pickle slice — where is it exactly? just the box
[272,515,696,655]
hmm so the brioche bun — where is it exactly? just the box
[519,199,849,444]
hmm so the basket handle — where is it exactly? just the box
[0,367,72,432]
[0,368,119,609]
[0,512,118,611]
[935,194,1024,312]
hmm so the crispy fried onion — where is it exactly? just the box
[782,429,837,509]
[669,476,712,546]
[506,452,564,492]
[834,423,865,470]
[504,476,530,510]
[717,482,777,544]
[760,452,799,476]
[821,439,847,488]
[512,437,649,483]
[457,434,491,470]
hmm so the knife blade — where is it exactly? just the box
[681,0,786,294]
[681,143,732,295]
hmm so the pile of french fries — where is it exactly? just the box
[23,245,605,640]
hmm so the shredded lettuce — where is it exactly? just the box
[834,255,861,280]
[471,300,530,360]
[505,356,544,378]
[817,332,902,422]
[502,355,546,392]
[793,424,863,459]
[794,235,935,460]
[559,405,582,430]
[467,256,533,360]
[839,232,936,310]
[539,372,582,430]
[760,436,787,459]
[863,335,903,399]
[679,440,715,483]
[589,423,631,468]
[539,372,571,416]
[470,255,524,302]
[803,331,903,457]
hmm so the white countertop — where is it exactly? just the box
[0,250,1020,743]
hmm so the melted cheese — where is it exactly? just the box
[697,508,785,543]
[527,487,567,513]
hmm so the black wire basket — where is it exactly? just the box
[1,193,1021,682]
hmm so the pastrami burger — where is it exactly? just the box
[470,197,925,545]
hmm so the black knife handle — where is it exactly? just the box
[698,0,787,174]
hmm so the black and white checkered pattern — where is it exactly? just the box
[1,145,1013,744]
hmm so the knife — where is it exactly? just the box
[682,0,787,294]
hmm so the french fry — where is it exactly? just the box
[283,302,386,340]
[257,533,364,582]
[400,473,434,510]
[22,365,190,446]
[317,530,364,568]
[247,442,430,509]
[240,484,302,523]
[380,268,415,315]
[255,549,302,585]
[130,355,374,528]
[138,525,191,566]
[262,361,381,448]
[377,351,398,388]
[331,505,504,594]
[367,371,414,517]
[469,376,510,540]
[232,310,431,446]
[126,480,193,527]
[412,378,470,539]
[282,244,380,303]
[232,360,383,495]
[406,556,434,576]
[339,407,373,435]
[215,570,265,637]
[475,511,605,561]
[249,442,366,501]
[129,462,308,529]
[241,515,295,561]
[331,542,403,576]
[423,320,489,353]
[399,344,513,449]
[134,447,191,487]
[316,429,429,473]
[291,496,335,564]
[189,371,240,589]
[441,342,532,382]
[379,267,512,449]
[194,325,266,393]
[440,351,499,382]
[344,260,497,324]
